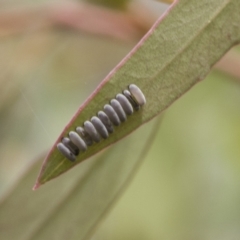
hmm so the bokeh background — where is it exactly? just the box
[0,1,240,239]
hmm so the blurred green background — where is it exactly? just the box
[0,1,240,239]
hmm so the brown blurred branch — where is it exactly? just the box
[215,48,240,80]
[1,1,238,79]
[0,1,157,41]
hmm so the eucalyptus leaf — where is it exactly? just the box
[35,0,240,187]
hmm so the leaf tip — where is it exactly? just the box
[32,181,41,191]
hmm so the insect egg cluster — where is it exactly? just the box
[57,84,146,162]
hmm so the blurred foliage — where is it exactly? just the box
[0,0,240,240]
[0,118,161,240]
[86,0,129,9]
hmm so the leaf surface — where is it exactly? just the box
[36,0,240,186]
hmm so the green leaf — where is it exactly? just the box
[35,0,240,186]
[0,118,160,240]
